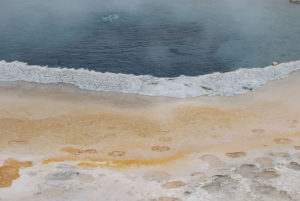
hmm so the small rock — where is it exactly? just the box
[201,86,212,91]
[242,86,253,91]
[184,191,192,195]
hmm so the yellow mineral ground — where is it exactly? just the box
[0,158,32,188]
[0,71,300,185]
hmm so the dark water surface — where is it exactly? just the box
[0,0,300,77]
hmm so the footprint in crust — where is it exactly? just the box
[269,152,288,157]
[274,138,292,144]
[226,152,247,158]
[190,172,207,179]
[251,129,264,134]
[254,157,273,167]
[157,197,181,201]
[144,170,171,181]
[200,154,226,168]
[108,151,125,157]
[162,181,186,189]
[151,145,170,152]
[287,162,300,171]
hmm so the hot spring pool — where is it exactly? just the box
[0,0,300,78]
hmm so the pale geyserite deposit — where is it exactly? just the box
[1,60,300,98]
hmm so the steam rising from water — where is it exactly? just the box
[0,0,300,77]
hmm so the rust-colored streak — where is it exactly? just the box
[0,158,32,188]
[43,153,185,168]
[151,145,171,152]
[60,147,97,155]
[8,140,28,144]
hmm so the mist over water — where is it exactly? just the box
[0,0,300,77]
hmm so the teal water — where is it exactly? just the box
[0,0,299,77]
